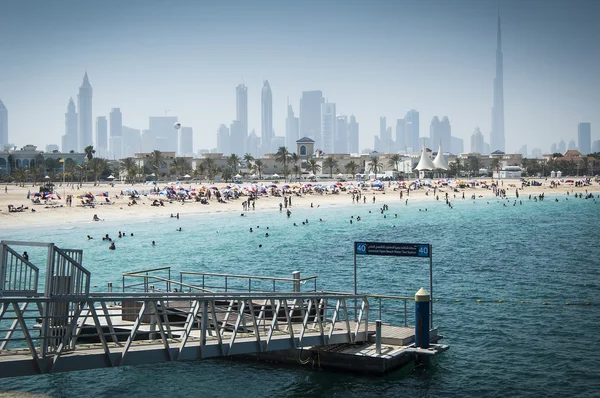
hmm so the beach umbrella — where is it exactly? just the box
[272,174,280,178]
[107,175,115,180]
[44,175,50,179]
[234,174,242,179]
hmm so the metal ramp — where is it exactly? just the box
[0,242,375,378]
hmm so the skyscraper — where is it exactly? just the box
[490,15,505,153]
[77,72,93,151]
[62,98,78,152]
[217,124,230,154]
[578,122,591,155]
[229,120,244,156]
[109,108,122,159]
[335,115,349,154]
[348,115,359,154]
[404,110,420,151]
[261,80,273,155]
[429,117,441,148]
[299,90,324,148]
[95,116,108,158]
[285,100,299,149]
[236,84,248,138]
[121,126,141,158]
[395,119,405,152]
[440,117,452,152]
[178,127,194,156]
[0,99,7,148]
[470,127,485,153]
[320,103,336,154]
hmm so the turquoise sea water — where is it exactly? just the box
[1,192,600,397]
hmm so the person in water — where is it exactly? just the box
[109,242,116,250]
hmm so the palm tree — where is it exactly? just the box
[306,159,321,176]
[281,166,291,181]
[252,159,265,179]
[84,145,95,161]
[201,157,218,182]
[368,156,383,179]
[387,154,402,171]
[292,165,302,180]
[221,167,233,182]
[290,153,300,168]
[469,157,481,177]
[344,160,360,176]
[148,150,165,174]
[14,167,28,187]
[120,158,137,184]
[243,153,254,170]
[194,162,206,181]
[275,147,291,168]
[227,154,242,174]
[489,158,501,178]
[171,157,191,177]
[322,157,338,178]
[89,157,107,185]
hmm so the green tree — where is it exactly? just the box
[322,157,338,178]
[306,159,321,176]
[469,157,480,176]
[344,160,360,176]
[89,158,107,186]
[489,158,501,177]
[221,166,233,182]
[201,157,218,182]
[120,158,138,184]
[84,145,96,161]
[243,153,254,169]
[368,156,383,179]
[387,154,402,171]
[171,157,191,177]
[227,154,242,174]
[251,159,265,179]
[148,150,165,174]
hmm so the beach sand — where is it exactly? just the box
[1,178,598,229]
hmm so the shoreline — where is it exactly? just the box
[1,178,599,230]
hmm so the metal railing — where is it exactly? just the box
[0,243,39,297]
[0,291,370,377]
[179,271,318,293]
[122,267,172,293]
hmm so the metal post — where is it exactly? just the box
[292,271,300,293]
[375,320,382,354]
[415,288,430,349]
[429,244,433,329]
[107,282,112,293]
[353,250,357,321]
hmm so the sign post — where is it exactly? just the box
[354,242,433,328]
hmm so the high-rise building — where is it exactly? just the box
[178,127,193,156]
[77,72,93,151]
[451,136,464,155]
[246,129,260,158]
[335,115,349,154]
[348,115,359,154]
[148,116,178,152]
[229,120,245,156]
[592,140,600,153]
[470,127,485,154]
[490,15,505,153]
[0,99,7,148]
[551,143,557,154]
[45,144,59,152]
[62,98,78,152]
[121,126,141,158]
[109,108,122,159]
[217,124,230,155]
[320,103,336,154]
[395,119,405,152]
[429,117,441,148]
[377,117,387,152]
[95,116,108,158]
[578,122,591,155]
[440,117,452,152]
[558,139,566,154]
[236,84,248,138]
[261,80,273,155]
[285,101,299,150]
[299,90,324,147]
[404,110,420,151]
[568,139,576,150]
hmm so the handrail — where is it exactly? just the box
[180,271,317,283]
[122,274,212,293]
[123,266,172,276]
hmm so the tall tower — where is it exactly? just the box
[348,115,359,154]
[77,72,93,151]
[0,99,7,148]
[261,80,273,155]
[578,122,591,155]
[62,98,78,152]
[299,90,324,147]
[109,108,122,160]
[236,84,248,138]
[490,15,505,153]
[95,116,108,158]
[320,103,336,154]
[285,99,299,149]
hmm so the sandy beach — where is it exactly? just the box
[1,178,599,229]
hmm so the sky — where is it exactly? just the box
[0,0,599,154]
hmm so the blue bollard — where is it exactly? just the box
[415,287,430,349]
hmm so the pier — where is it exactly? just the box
[0,240,447,378]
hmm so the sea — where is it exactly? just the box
[1,191,599,397]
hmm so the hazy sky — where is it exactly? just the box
[1,0,599,154]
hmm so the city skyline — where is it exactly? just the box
[0,0,598,154]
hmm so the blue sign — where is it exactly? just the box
[355,242,431,258]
